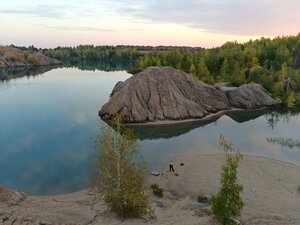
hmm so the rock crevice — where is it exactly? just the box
[99,67,280,123]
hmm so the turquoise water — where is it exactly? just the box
[0,67,299,195]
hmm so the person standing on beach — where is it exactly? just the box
[169,160,174,172]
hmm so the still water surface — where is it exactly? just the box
[0,67,299,195]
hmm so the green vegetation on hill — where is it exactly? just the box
[0,46,61,68]
[40,34,300,105]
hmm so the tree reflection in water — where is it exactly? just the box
[264,108,300,129]
[267,137,300,150]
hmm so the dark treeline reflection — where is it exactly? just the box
[62,59,140,73]
[0,65,61,82]
[267,137,300,150]
[264,107,300,129]
[0,60,139,82]
[131,116,221,140]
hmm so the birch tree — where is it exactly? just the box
[93,116,153,218]
[212,135,244,225]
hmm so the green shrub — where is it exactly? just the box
[294,96,300,107]
[298,185,300,194]
[197,190,206,202]
[150,183,164,198]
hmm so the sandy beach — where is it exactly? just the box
[1,154,300,225]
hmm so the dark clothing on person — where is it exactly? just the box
[169,162,174,172]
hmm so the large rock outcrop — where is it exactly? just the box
[99,67,279,123]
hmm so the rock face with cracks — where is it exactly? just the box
[0,186,26,207]
[99,67,279,123]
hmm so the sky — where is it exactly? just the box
[0,0,299,48]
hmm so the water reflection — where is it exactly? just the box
[1,67,300,195]
[264,108,300,129]
[0,67,131,195]
[132,109,280,140]
[0,65,61,82]
[266,137,300,150]
[62,59,139,73]
[131,117,219,140]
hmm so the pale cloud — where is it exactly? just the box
[0,0,299,47]
[0,4,68,18]
[98,0,300,36]
[34,24,115,32]
[0,2,96,18]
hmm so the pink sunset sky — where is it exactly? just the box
[0,0,299,48]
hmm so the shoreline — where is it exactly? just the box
[0,63,63,69]
[124,107,280,127]
[1,153,300,225]
[7,153,300,199]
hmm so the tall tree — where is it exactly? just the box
[220,58,230,79]
[280,61,288,81]
[189,63,197,76]
[197,57,210,79]
[92,116,153,218]
[212,135,244,225]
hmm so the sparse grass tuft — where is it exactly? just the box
[28,55,40,64]
[197,189,206,202]
[150,183,164,198]
[10,54,18,62]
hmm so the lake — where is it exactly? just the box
[1,67,300,195]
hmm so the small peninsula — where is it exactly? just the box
[0,46,62,68]
[99,67,280,124]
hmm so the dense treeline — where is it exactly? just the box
[139,35,300,106]
[37,34,300,105]
[43,45,142,62]
[42,45,203,62]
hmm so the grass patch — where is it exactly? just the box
[10,54,19,62]
[28,55,40,65]
[150,183,164,198]
[197,189,206,202]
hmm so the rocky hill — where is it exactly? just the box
[0,46,62,68]
[99,67,279,123]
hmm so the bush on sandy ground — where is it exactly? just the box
[150,183,164,198]
[197,189,206,203]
